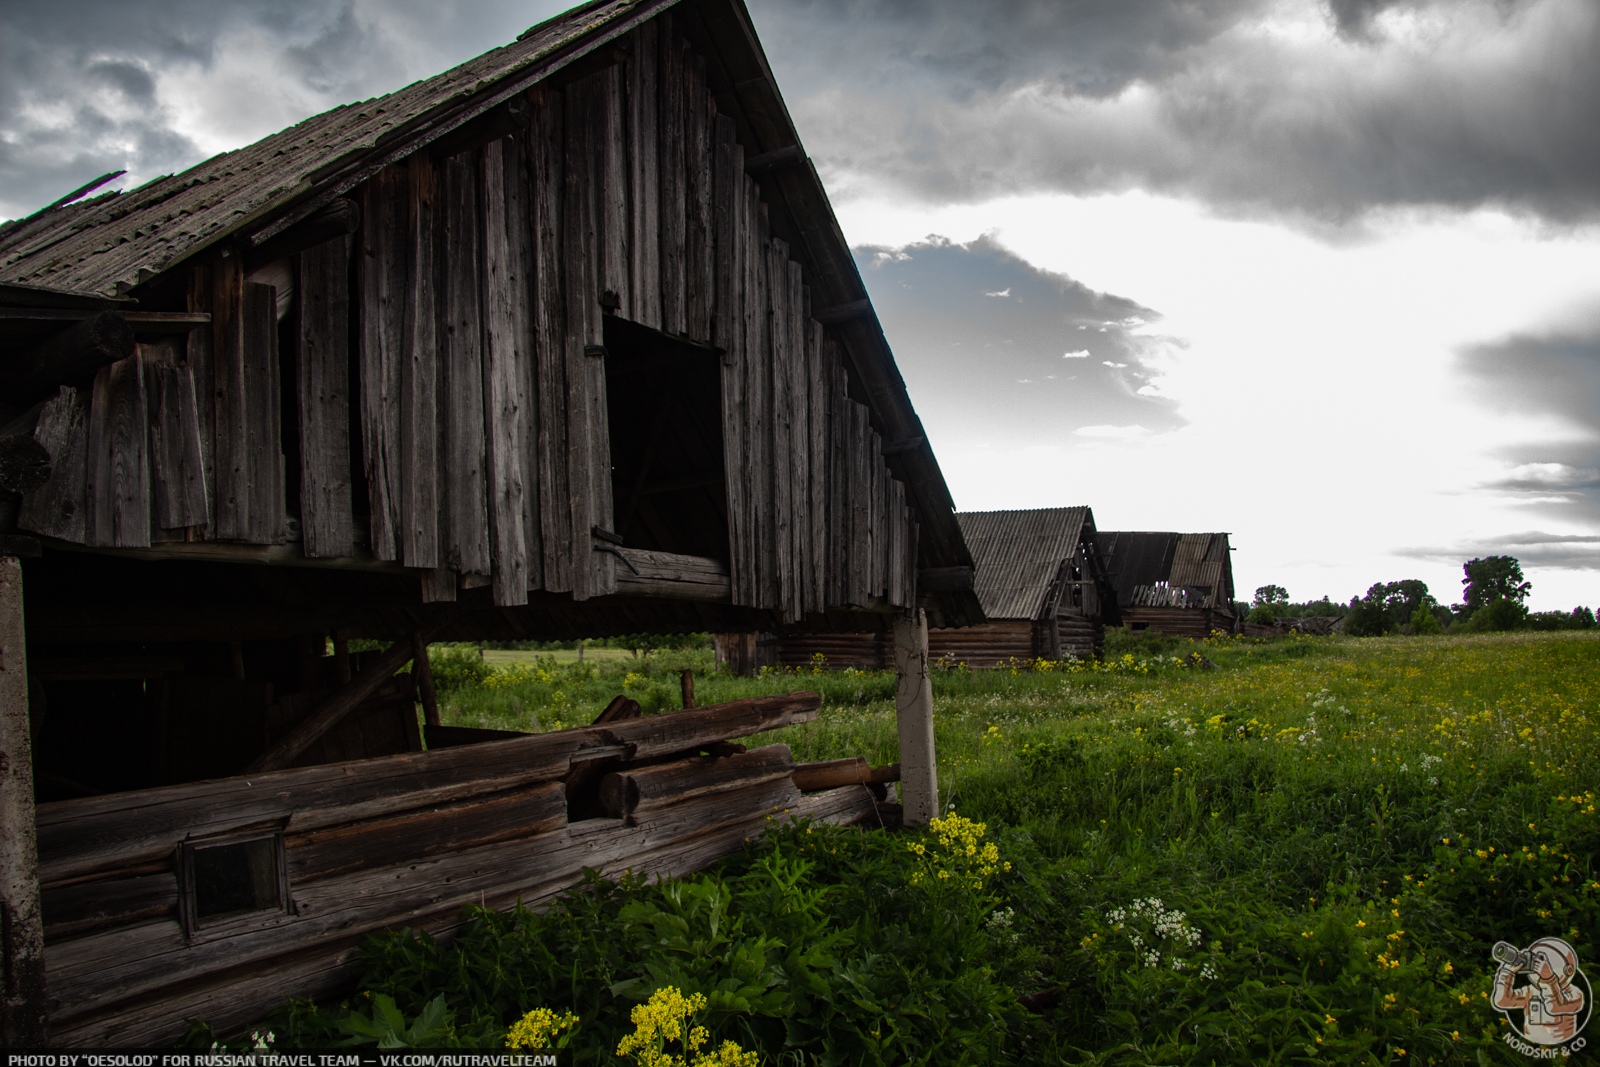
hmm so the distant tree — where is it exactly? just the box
[1289,596,1345,618]
[1253,585,1290,610]
[1343,594,1393,637]
[1461,556,1531,614]
[1577,606,1598,629]
[1526,606,1598,631]
[1460,597,1527,632]
[1410,605,1443,634]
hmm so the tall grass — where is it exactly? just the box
[216,633,1599,1063]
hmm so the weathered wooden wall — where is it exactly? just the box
[35,691,878,1048]
[15,16,919,627]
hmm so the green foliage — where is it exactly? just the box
[1461,555,1531,613]
[1245,603,1278,625]
[1409,604,1443,634]
[1458,595,1528,632]
[1252,584,1289,610]
[1527,606,1597,631]
[427,645,494,694]
[330,994,457,1048]
[1342,598,1393,636]
[218,632,1600,1065]
[1288,595,1345,618]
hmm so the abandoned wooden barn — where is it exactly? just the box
[1098,531,1237,638]
[752,507,1117,669]
[0,0,983,1046]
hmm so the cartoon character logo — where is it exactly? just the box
[1492,938,1591,1054]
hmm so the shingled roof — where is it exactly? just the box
[957,507,1095,621]
[1099,531,1235,611]
[0,0,664,298]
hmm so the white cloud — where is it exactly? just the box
[983,287,1011,297]
[1074,424,1150,439]
[1063,349,1090,358]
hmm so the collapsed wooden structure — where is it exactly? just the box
[753,507,1119,669]
[1099,531,1237,638]
[0,0,979,1045]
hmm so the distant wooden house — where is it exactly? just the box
[757,507,1118,669]
[0,0,979,1046]
[1098,531,1237,638]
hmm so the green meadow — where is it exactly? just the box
[218,631,1600,1064]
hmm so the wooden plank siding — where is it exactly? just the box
[16,20,924,623]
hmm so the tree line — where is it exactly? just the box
[1245,556,1597,636]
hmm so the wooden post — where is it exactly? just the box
[893,608,937,827]
[0,556,47,1045]
[410,633,439,727]
[680,669,695,709]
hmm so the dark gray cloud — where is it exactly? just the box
[749,0,1600,225]
[1399,532,1600,574]
[857,234,1180,441]
[1456,316,1600,529]
[0,0,572,219]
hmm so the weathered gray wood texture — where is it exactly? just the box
[23,24,920,622]
[37,691,821,1047]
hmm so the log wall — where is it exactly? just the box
[35,691,856,1048]
[15,17,918,625]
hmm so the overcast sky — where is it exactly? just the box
[3,0,1596,610]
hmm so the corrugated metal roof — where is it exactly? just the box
[0,0,660,297]
[957,507,1089,620]
[1099,531,1233,610]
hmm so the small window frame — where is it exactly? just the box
[177,830,290,940]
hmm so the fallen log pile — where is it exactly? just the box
[35,689,899,1048]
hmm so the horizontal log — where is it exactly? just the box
[30,655,184,681]
[744,144,804,173]
[284,780,567,883]
[611,547,731,602]
[598,743,793,819]
[597,691,819,761]
[422,723,530,748]
[781,784,881,828]
[812,298,873,326]
[793,758,900,793]
[49,811,776,1048]
[46,783,793,1027]
[35,731,594,885]
[42,869,178,943]
[0,311,134,403]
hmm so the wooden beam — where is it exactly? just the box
[597,743,793,820]
[893,608,937,827]
[744,144,803,174]
[246,626,441,772]
[244,199,359,272]
[0,556,46,1046]
[0,311,134,404]
[610,547,731,602]
[813,298,872,327]
[410,633,439,727]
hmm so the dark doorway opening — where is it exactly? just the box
[603,317,728,560]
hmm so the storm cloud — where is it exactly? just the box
[1457,314,1600,531]
[855,234,1181,443]
[749,0,1600,225]
[0,0,572,219]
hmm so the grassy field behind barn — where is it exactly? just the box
[231,632,1600,1064]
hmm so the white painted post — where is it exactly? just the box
[0,556,45,1045]
[893,608,938,827]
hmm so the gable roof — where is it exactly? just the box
[957,507,1093,620]
[0,0,979,616]
[0,0,664,298]
[1099,531,1234,611]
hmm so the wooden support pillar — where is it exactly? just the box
[893,608,937,827]
[410,633,439,727]
[0,556,46,1046]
